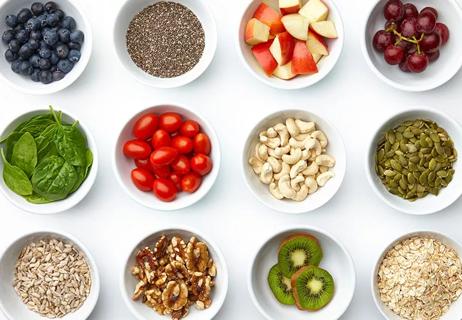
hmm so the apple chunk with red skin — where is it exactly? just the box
[245,18,270,45]
[311,21,337,38]
[281,14,310,41]
[291,40,318,75]
[269,32,295,65]
[279,0,302,15]
[253,3,285,36]
[273,62,297,80]
[307,30,328,56]
[252,40,278,76]
[299,0,329,23]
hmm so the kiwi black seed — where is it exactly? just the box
[267,264,295,305]
[278,234,323,278]
[292,265,334,311]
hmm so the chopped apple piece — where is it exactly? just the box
[281,14,309,41]
[245,18,270,45]
[299,0,329,23]
[311,21,338,38]
[312,53,322,63]
[269,32,295,65]
[291,40,318,75]
[273,62,297,80]
[252,40,278,76]
[253,3,285,35]
[279,0,302,15]
[307,30,328,55]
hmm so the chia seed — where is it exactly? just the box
[126,1,205,78]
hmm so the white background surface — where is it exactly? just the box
[0,0,462,319]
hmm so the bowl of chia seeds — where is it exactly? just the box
[114,0,217,89]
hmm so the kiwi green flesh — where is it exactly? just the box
[267,264,295,305]
[294,266,334,311]
[278,236,323,277]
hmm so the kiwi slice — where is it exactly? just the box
[291,265,334,311]
[278,234,323,277]
[267,264,295,305]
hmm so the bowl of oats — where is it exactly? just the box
[372,231,462,320]
[121,226,228,320]
[0,230,100,320]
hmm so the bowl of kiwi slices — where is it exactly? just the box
[248,226,355,320]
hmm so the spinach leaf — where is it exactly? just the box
[16,114,55,138]
[1,149,32,196]
[85,149,93,178]
[11,132,37,177]
[3,132,21,161]
[31,155,78,201]
[35,124,58,161]
[54,123,87,167]
[25,193,52,204]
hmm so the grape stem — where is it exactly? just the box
[386,23,424,54]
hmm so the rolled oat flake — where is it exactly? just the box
[126,1,206,78]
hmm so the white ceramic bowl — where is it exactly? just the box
[113,104,221,211]
[237,0,344,90]
[121,226,228,320]
[242,109,346,214]
[372,230,462,319]
[0,230,100,320]
[365,106,462,215]
[361,0,462,92]
[0,108,98,215]
[113,0,217,89]
[0,0,92,95]
[249,226,355,320]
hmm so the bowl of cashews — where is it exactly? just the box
[242,109,346,214]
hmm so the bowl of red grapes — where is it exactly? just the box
[362,0,462,91]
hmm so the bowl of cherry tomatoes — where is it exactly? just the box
[113,104,220,211]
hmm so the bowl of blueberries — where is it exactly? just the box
[0,0,92,94]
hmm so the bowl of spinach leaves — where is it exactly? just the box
[0,106,97,214]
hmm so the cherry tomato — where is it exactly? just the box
[152,165,171,179]
[194,133,211,155]
[153,178,177,202]
[171,136,193,154]
[169,173,182,191]
[133,113,159,140]
[151,129,171,149]
[123,140,152,159]
[190,154,213,176]
[181,173,202,193]
[135,158,153,173]
[131,168,154,192]
[180,120,200,138]
[149,147,178,167]
[171,155,190,175]
[160,112,183,133]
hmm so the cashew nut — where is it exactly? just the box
[315,154,336,168]
[295,120,315,134]
[289,137,305,148]
[267,127,278,138]
[313,139,322,156]
[319,165,329,173]
[317,171,334,187]
[304,137,316,150]
[302,149,310,160]
[269,182,284,199]
[290,160,307,178]
[260,136,281,149]
[292,185,309,201]
[274,123,289,147]
[267,157,282,174]
[273,145,290,158]
[305,176,318,194]
[291,175,305,191]
[294,133,311,141]
[282,148,302,165]
[249,157,264,175]
[256,143,268,161]
[274,162,290,180]
[259,163,273,184]
[311,130,328,148]
[278,175,296,199]
[286,118,300,137]
[302,161,319,176]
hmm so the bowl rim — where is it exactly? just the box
[112,0,218,89]
[360,0,462,92]
[248,224,356,320]
[0,107,99,215]
[241,108,346,214]
[119,225,229,320]
[112,102,221,211]
[0,0,93,95]
[0,229,101,320]
[364,105,462,215]
[235,0,345,90]
[370,229,462,320]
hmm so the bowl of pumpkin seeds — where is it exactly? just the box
[0,107,98,215]
[366,107,462,215]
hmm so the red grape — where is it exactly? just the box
[420,32,441,53]
[427,50,440,62]
[384,45,405,65]
[435,23,450,45]
[400,18,417,37]
[420,7,438,19]
[408,52,429,72]
[403,3,418,19]
[373,30,395,52]
[416,11,436,34]
[399,56,411,72]
[384,0,404,21]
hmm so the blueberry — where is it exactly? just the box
[30,30,41,40]
[45,2,58,13]
[2,30,15,44]
[18,44,34,59]
[69,30,84,44]
[57,28,70,43]
[39,70,52,83]
[55,44,69,59]
[29,54,40,68]
[54,9,64,20]
[17,8,33,24]
[5,15,18,28]
[39,47,51,59]
[68,49,80,63]
[38,58,51,70]
[5,49,18,62]
[30,68,41,82]
[52,70,64,81]
[19,61,33,75]
[57,59,73,73]
[50,65,57,72]
[8,39,20,52]
[68,41,81,51]
[46,13,59,27]
[31,2,45,16]
[50,52,59,65]
[15,29,29,44]
[37,14,48,28]
[61,16,76,31]
[25,18,41,31]
[27,39,39,50]
[43,30,58,46]
[11,60,21,73]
